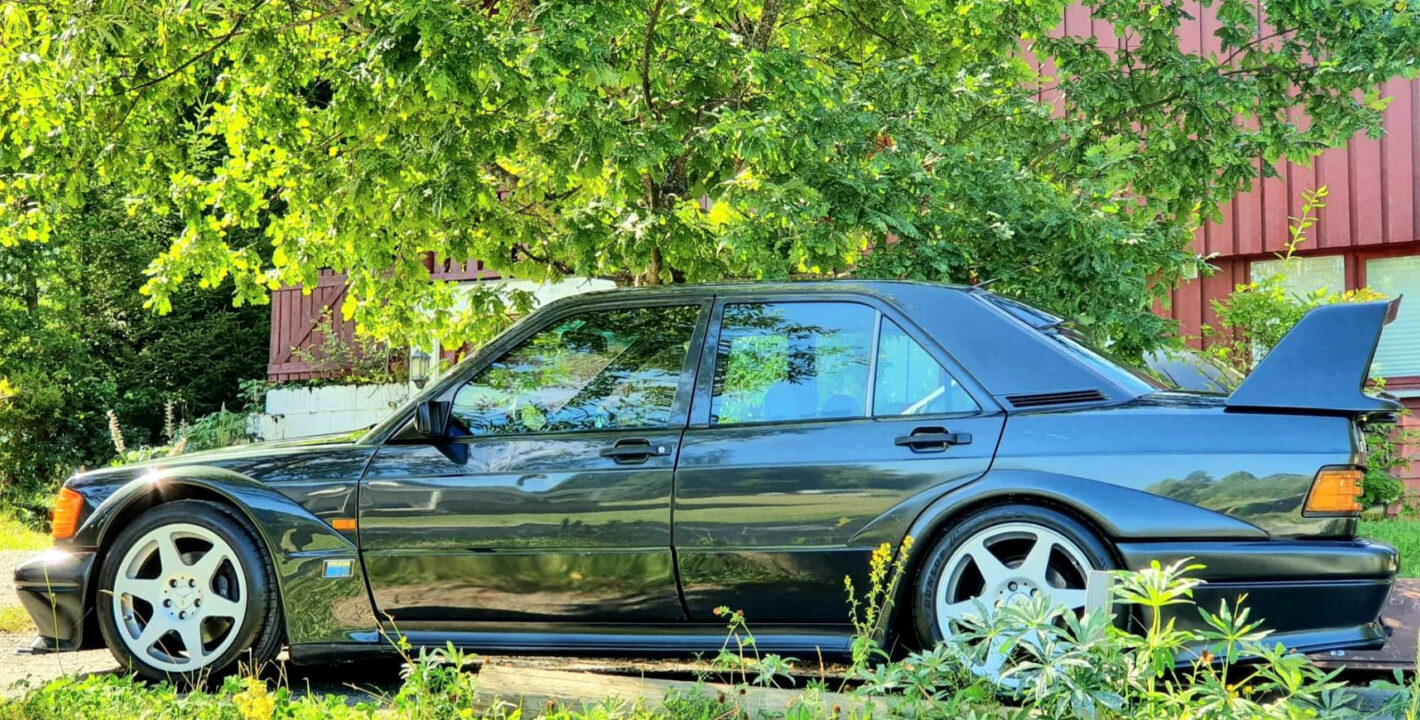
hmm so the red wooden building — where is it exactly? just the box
[266,259,498,383]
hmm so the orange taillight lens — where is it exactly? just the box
[1304,468,1365,515]
[50,487,83,540]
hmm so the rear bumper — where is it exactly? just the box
[1117,539,1397,653]
[13,549,97,652]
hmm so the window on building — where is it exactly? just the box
[1250,255,1346,301]
[1365,256,1420,378]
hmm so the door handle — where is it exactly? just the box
[894,427,972,452]
[599,439,672,463]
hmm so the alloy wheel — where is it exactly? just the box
[110,523,247,673]
[934,521,1094,676]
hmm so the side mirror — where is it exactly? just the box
[413,400,452,439]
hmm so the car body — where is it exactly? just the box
[14,280,1402,678]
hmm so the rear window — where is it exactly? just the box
[1051,332,1165,394]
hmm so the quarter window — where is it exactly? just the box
[873,320,979,416]
[711,302,875,425]
[451,305,699,435]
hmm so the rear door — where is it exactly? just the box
[359,298,709,626]
[672,294,1005,623]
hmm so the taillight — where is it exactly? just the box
[1304,467,1365,515]
[50,487,83,540]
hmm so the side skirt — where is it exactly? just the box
[288,624,854,666]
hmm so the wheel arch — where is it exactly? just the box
[874,469,1266,647]
[80,466,379,649]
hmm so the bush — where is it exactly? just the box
[0,190,268,523]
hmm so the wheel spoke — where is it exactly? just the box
[132,616,172,653]
[939,598,981,623]
[156,531,186,574]
[963,537,1010,587]
[200,594,243,620]
[115,577,166,605]
[1052,588,1088,612]
[1019,536,1054,583]
[189,547,231,588]
[178,621,207,664]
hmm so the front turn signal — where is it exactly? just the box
[1304,467,1364,515]
[50,487,83,540]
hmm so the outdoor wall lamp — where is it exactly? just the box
[409,347,432,389]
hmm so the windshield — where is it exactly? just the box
[1050,331,1166,395]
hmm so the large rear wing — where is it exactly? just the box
[1226,297,1403,418]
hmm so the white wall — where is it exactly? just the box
[255,383,410,440]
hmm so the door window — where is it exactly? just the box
[711,302,875,424]
[451,305,699,435]
[873,319,979,416]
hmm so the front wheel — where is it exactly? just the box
[96,500,282,682]
[912,504,1115,675]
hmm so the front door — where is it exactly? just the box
[359,300,707,627]
[673,297,1005,623]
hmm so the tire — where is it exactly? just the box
[911,504,1115,652]
[96,500,283,683]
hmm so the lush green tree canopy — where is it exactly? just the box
[1,0,1416,354]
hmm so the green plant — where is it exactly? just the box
[853,559,1361,719]
[290,309,405,386]
[709,605,796,689]
[843,538,914,673]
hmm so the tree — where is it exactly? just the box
[0,189,268,516]
[1,0,1417,355]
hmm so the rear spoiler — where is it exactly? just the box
[1226,297,1403,418]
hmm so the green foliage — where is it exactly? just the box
[1359,518,1420,579]
[291,309,404,386]
[4,1,1419,356]
[850,559,1369,719]
[0,189,267,522]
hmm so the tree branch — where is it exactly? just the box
[640,0,668,119]
[122,6,264,95]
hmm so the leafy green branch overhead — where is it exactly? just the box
[1,0,1417,353]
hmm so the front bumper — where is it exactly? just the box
[1117,539,1398,653]
[13,549,97,652]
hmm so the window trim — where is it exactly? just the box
[690,293,999,430]
[1359,250,1420,389]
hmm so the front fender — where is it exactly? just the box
[79,467,380,647]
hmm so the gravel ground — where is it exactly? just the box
[0,551,117,695]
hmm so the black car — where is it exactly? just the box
[14,280,1402,681]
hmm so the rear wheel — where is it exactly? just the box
[912,505,1114,676]
[96,500,282,683]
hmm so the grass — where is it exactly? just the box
[0,514,49,552]
[0,605,32,633]
[1360,517,1420,578]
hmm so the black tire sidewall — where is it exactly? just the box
[911,504,1116,647]
[96,500,279,683]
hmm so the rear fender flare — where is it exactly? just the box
[877,469,1267,644]
[81,466,380,647]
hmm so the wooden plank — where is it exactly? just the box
[1352,118,1386,246]
[1317,145,1352,249]
[1383,77,1416,244]
[1261,158,1291,255]
[472,666,867,718]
